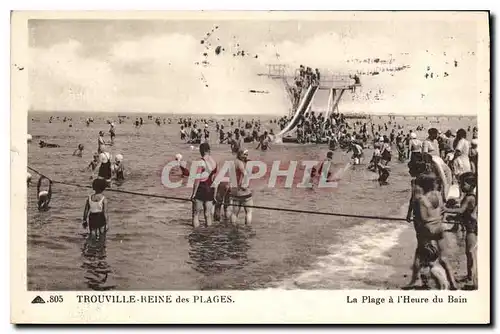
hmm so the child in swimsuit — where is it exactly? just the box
[114,154,125,181]
[416,241,449,289]
[445,172,478,288]
[86,153,100,174]
[82,178,109,237]
[37,176,52,211]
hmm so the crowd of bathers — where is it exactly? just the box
[30,114,480,289]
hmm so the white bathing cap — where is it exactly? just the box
[410,132,417,139]
[27,172,32,181]
[27,134,32,143]
[175,153,182,161]
[115,154,123,162]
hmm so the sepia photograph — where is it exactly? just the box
[11,10,490,324]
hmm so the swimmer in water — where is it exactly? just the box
[82,178,109,238]
[256,131,271,151]
[39,140,60,148]
[85,152,100,175]
[73,144,84,157]
[37,176,52,211]
[312,151,334,185]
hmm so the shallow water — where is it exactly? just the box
[27,112,476,290]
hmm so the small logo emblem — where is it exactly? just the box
[31,296,45,304]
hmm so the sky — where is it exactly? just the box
[28,16,486,115]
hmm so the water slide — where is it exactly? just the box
[274,84,319,142]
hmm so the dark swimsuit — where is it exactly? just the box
[116,165,124,181]
[194,158,216,202]
[98,153,112,180]
[461,194,477,234]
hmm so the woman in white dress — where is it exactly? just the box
[452,128,472,183]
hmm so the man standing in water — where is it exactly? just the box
[190,143,217,228]
[97,131,106,154]
[109,121,116,144]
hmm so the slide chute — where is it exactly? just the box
[274,84,319,142]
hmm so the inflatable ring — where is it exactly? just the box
[430,155,455,201]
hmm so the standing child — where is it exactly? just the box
[85,153,100,175]
[113,154,125,181]
[347,140,364,165]
[445,172,478,289]
[368,143,382,172]
[82,178,109,237]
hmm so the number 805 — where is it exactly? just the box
[49,295,63,303]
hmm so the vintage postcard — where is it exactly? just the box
[11,11,490,324]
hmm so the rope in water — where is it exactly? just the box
[28,165,415,222]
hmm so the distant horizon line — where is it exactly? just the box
[28,110,478,118]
